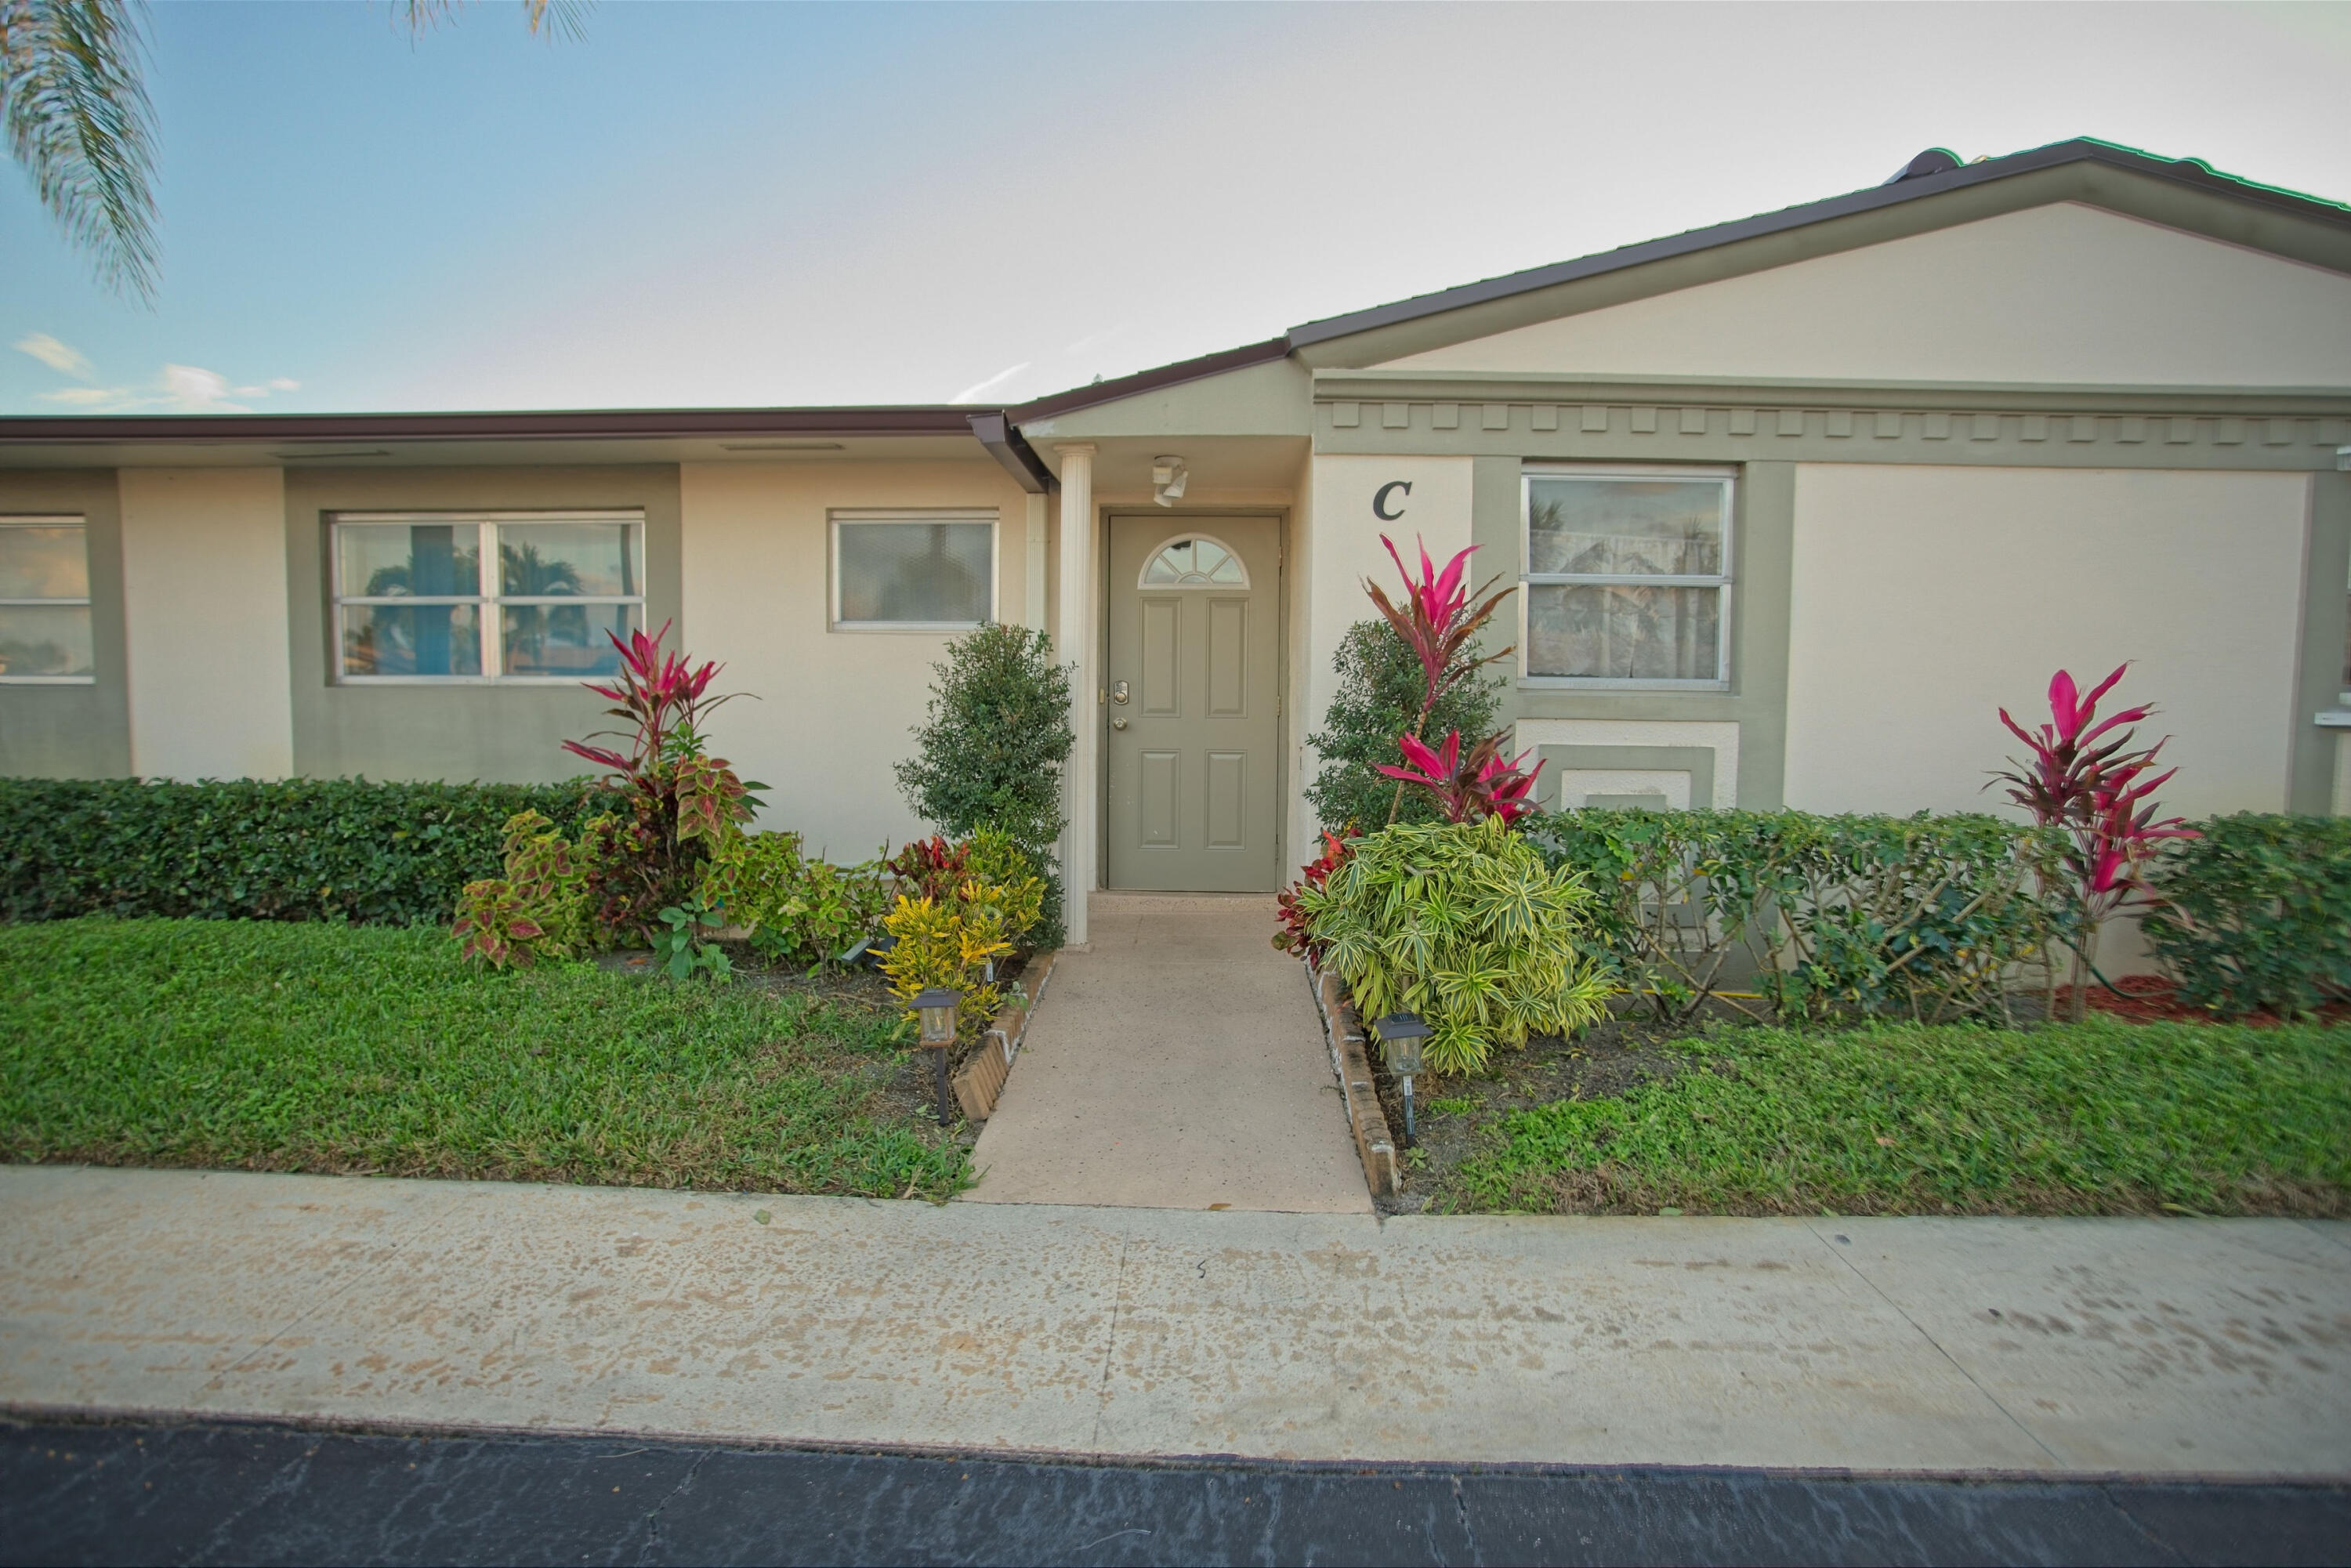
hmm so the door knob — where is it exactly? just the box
[1111,680,1130,704]
[1111,717,1129,730]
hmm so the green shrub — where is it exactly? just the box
[895,624,1074,949]
[453,809,608,967]
[1305,619,1501,833]
[1527,809,2063,1026]
[2143,813,2351,1019]
[706,830,892,970]
[1295,815,1617,1074]
[0,777,596,926]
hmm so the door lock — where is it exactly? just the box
[1111,680,1130,704]
[1111,717,1129,730]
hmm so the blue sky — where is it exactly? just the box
[5,1,2348,416]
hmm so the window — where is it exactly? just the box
[1139,534,1248,588]
[331,511,643,681]
[0,516,94,683]
[831,511,994,629]
[1522,468,1733,686]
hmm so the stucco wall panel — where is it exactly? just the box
[119,468,292,780]
[680,461,1036,858]
[1377,204,2351,387]
[1784,465,2308,821]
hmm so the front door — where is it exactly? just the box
[1105,516,1281,892]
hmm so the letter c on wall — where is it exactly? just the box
[1372,480,1411,521]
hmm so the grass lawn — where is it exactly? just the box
[0,917,969,1199]
[1406,1016,2351,1218]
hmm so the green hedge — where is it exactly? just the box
[0,777,600,927]
[2143,813,2351,1019]
[1527,809,2065,1026]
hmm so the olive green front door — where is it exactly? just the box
[1104,516,1282,892]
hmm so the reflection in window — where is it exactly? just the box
[1523,472,1733,683]
[0,518,95,681]
[833,516,994,627]
[332,512,643,679]
[1139,536,1247,588]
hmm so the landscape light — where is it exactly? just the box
[914,987,959,1126]
[1375,1012,1432,1145]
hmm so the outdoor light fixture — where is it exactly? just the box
[1375,1012,1432,1145]
[1151,456,1189,507]
[914,987,960,1126]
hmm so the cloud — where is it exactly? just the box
[31,361,299,414]
[14,333,96,380]
[950,361,1031,404]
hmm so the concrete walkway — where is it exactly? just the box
[965,893,1368,1212]
[5,1166,2347,1476]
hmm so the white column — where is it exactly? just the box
[1023,491,1048,633]
[1054,444,1096,948]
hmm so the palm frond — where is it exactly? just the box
[401,0,590,43]
[1,0,158,299]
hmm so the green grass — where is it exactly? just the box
[0,917,969,1199]
[1447,1018,2351,1217]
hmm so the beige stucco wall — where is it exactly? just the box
[1377,203,2351,386]
[1784,465,2309,822]
[679,460,1037,860]
[118,467,293,780]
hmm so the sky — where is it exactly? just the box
[4,0,2348,417]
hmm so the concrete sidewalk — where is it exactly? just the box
[964,894,1369,1212]
[3,1165,2347,1476]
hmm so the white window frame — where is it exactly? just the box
[828,509,998,632]
[1136,531,1251,590]
[1520,464,1736,691]
[0,514,96,686]
[330,509,647,684]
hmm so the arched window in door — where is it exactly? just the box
[1137,534,1248,588]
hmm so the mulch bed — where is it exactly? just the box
[2055,974,2351,1027]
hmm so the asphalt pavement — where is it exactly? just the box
[7,1418,2348,1567]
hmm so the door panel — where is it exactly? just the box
[1106,516,1281,891]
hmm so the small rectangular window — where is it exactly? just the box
[331,511,643,681]
[831,511,995,629]
[1522,468,1733,686]
[0,516,95,682]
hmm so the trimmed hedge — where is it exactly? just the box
[0,777,599,927]
[1527,809,2065,1026]
[2143,813,2351,1019]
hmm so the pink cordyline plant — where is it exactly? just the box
[563,621,755,937]
[1377,730,1546,825]
[1991,664,2197,1020]
[1361,534,1540,826]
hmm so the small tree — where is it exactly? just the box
[896,624,1074,949]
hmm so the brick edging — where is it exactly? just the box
[1304,961,1399,1200]
[953,950,1060,1121]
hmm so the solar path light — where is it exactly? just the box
[914,987,959,1126]
[1375,1012,1432,1146]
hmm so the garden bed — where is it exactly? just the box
[0,917,973,1199]
[1366,1010,2350,1219]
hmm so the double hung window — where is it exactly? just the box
[0,516,94,682]
[831,510,996,629]
[332,511,644,680]
[1523,468,1733,686]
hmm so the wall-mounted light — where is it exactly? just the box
[1151,455,1189,507]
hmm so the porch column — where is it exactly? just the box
[1055,443,1097,948]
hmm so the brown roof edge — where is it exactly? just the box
[0,406,990,445]
[1005,338,1292,425]
[1286,138,2351,349]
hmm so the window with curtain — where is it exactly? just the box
[1522,469,1733,685]
[831,512,995,628]
[0,516,95,682]
[331,512,644,680]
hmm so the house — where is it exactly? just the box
[3,137,2347,947]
